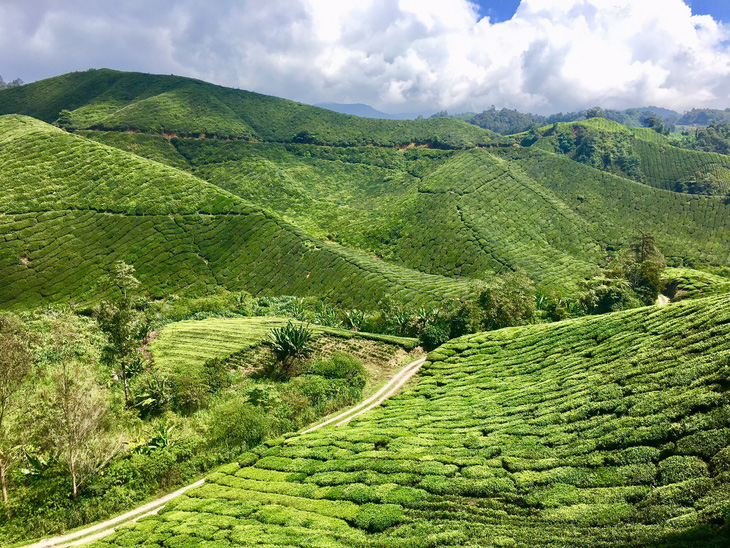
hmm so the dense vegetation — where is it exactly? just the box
[0,115,477,310]
[96,293,730,547]
[0,297,420,543]
[455,106,679,135]
[2,69,730,546]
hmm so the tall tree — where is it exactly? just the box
[48,326,121,499]
[0,315,33,516]
[95,262,149,405]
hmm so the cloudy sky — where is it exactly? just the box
[2,0,730,115]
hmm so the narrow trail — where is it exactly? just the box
[22,356,427,548]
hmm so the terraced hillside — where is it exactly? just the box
[95,294,730,547]
[0,115,476,309]
[89,132,730,289]
[149,316,417,382]
[0,68,507,148]
[534,118,730,195]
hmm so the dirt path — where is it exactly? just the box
[21,479,205,548]
[657,294,671,306]
[22,356,427,547]
[302,356,426,433]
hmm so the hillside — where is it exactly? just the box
[0,69,507,148]
[0,115,477,309]
[531,119,730,195]
[85,129,730,291]
[96,294,730,547]
[2,71,729,300]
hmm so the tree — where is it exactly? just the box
[477,269,537,330]
[586,106,605,119]
[47,328,121,499]
[0,315,33,516]
[626,232,666,304]
[95,262,149,405]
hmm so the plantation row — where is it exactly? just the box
[0,210,476,310]
[496,147,730,267]
[0,69,509,149]
[97,294,730,547]
[149,316,417,382]
[0,116,478,309]
[632,140,730,195]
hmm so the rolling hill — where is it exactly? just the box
[95,293,730,547]
[2,70,730,307]
[0,68,507,148]
[532,118,730,195]
[0,115,476,309]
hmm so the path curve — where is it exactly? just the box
[21,479,205,548]
[22,356,427,547]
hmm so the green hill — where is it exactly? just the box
[86,130,730,292]
[532,119,730,195]
[0,68,507,148]
[0,115,476,309]
[95,294,730,547]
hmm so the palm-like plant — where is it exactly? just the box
[268,322,315,377]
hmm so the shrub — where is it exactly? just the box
[206,401,269,452]
[268,322,315,377]
[420,325,450,351]
[354,503,404,532]
[307,352,366,390]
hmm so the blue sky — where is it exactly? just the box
[472,0,730,22]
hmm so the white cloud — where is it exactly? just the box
[1,0,730,114]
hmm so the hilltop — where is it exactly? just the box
[96,293,730,547]
[0,69,507,148]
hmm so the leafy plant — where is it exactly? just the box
[268,322,315,377]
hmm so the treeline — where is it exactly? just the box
[452,105,679,135]
[0,76,23,90]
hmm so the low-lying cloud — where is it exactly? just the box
[2,0,729,114]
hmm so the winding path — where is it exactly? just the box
[20,355,426,548]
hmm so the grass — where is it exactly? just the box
[93,293,730,547]
[148,316,419,382]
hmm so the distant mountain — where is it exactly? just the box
[314,102,417,120]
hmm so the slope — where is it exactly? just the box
[96,133,730,292]
[0,115,476,309]
[0,69,507,148]
[95,293,730,547]
[532,118,730,195]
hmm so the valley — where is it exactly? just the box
[0,69,729,547]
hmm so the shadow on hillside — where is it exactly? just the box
[649,523,729,547]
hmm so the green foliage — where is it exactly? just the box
[206,401,269,452]
[477,269,537,330]
[268,322,315,375]
[99,294,730,547]
[0,68,506,148]
[306,352,366,391]
[420,324,450,351]
[95,262,150,405]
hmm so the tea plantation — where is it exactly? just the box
[95,294,730,547]
[0,68,508,148]
[0,115,477,309]
[84,133,730,292]
[149,316,417,382]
